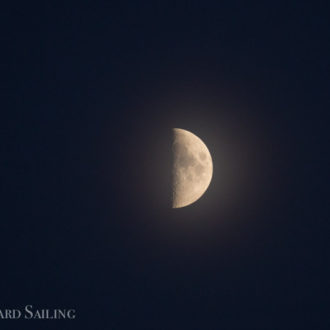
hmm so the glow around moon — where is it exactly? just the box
[172,128,213,208]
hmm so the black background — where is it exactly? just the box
[3,2,330,329]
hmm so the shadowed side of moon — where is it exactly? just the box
[172,128,213,208]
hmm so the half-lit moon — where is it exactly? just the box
[172,128,213,208]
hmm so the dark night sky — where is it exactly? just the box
[3,2,330,329]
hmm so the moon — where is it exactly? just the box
[172,128,213,208]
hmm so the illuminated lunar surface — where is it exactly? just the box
[172,128,213,208]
